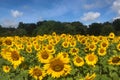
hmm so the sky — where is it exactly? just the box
[0,0,120,27]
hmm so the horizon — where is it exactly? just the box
[0,0,120,27]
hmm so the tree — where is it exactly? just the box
[112,19,120,35]
[88,23,103,36]
[13,29,27,36]
[101,24,115,35]
[112,19,120,31]
[71,21,87,35]
[18,22,36,36]
[18,22,24,29]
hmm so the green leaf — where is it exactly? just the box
[108,66,118,71]
[94,74,101,80]
[109,72,119,80]
[70,68,78,75]
[47,76,56,80]
[100,75,112,80]
[66,77,73,80]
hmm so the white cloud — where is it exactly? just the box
[1,19,18,28]
[83,0,113,10]
[112,0,120,15]
[11,10,23,18]
[81,12,100,21]
[113,16,120,20]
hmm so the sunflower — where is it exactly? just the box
[49,39,58,46]
[85,73,96,80]
[73,56,84,67]
[100,41,109,48]
[84,47,89,52]
[29,66,46,80]
[98,47,107,56]
[92,37,99,44]
[80,38,87,45]
[34,44,40,51]
[32,40,38,46]
[38,36,44,41]
[60,33,66,39]
[26,41,32,47]
[52,32,57,37]
[77,35,84,42]
[85,53,98,66]
[88,43,97,51]
[37,50,53,63]
[98,36,104,41]
[3,37,13,47]
[108,55,120,65]
[18,44,24,50]
[108,32,115,39]
[7,48,24,69]
[0,48,10,59]
[116,43,120,51]
[0,39,3,46]
[57,52,70,63]
[43,56,71,78]
[3,65,10,73]
[26,46,32,53]
[69,40,76,47]
[45,44,55,53]
[69,47,79,56]
[62,41,69,48]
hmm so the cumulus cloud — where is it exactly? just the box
[11,10,23,18]
[113,16,120,20]
[1,19,18,28]
[112,0,120,15]
[81,12,100,21]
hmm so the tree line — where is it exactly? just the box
[0,19,120,36]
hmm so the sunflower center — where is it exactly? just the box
[112,57,120,63]
[48,45,52,50]
[71,42,75,45]
[5,39,12,45]
[64,43,67,46]
[27,47,31,52]
[35,45,39,49]
[41,51,49,59]
[102,43,107,47]
[90,45,94,49]
[0,41,2,45]
[11,51,20,61]
[118,45,120,49]
[76,57,82,63]
[88,55,94,61]
[50,59,64,72]
[72,49,77,53]
[82,39,85,44]
[94,39,97,43]
[5,66,9,70]
[53,40,56,44]
[100,49,104,53]
[33,68,42,77]
[63,53,67,58]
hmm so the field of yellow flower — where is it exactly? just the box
[0,32,120,80]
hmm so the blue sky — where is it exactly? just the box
[0,0,120,27]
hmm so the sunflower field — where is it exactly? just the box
[0,32,120,80]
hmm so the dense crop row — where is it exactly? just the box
[0,32,120,80]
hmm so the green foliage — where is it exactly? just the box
[101,24,115,35]
[0,19,120,36]
[88,23,103,36]
[112,19,120,31]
